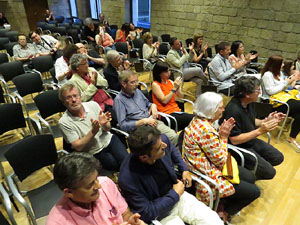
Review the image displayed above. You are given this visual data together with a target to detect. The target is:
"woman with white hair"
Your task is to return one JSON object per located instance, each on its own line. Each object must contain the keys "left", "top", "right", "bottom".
{"left": 183, "top": 92, "right": 260, "bottom": 223}
{"left": 83, "top": 18, "right": 98, "bottom": 45}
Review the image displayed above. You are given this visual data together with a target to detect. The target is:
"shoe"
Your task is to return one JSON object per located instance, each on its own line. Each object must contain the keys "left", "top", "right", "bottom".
{"left": 287, "top": 139, "right": 300, "bottom": 153}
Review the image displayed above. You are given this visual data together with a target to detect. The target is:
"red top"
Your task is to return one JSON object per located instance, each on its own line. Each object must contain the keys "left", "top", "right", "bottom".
{"left": 115, "top": 30, "right": 126, "bottom": 43}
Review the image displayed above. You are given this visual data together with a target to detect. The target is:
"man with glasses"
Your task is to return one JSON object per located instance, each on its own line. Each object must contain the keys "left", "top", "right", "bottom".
{"left": 58, "top": 83, "right": 128, "bottom": 171}
{"left": 76, "top": 43, "right": 105, "bottom": 69}
{"left": 219, "top": 76, "right": 284, "bottom": 180}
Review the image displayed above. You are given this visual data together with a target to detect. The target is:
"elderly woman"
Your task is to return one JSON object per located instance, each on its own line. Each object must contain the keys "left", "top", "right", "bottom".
{"left": 83, "top": 18, "right": 98, "bottom": 45}
{"left": 183, "top": 92, "right": 260, "bottom": 222}
{"left": 152, "top": 61, "right": 194, "bottom": 130}
{"left": 69, "top": 54, "right": 113, "bottom": 112}
{"left": 142, "top": 32, "right": 159, "bottom": 60}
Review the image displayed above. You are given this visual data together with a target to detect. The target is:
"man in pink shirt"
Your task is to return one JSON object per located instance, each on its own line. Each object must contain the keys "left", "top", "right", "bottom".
{"left": 46, "top": 152, "right": 146, "bottom": 225}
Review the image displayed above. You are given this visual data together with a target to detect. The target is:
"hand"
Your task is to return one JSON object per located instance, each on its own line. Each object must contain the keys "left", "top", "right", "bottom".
{"left": 155, "top": 41, "right": 160, "bottom": 49}
{"left": 258, "top": 119, "right": 278, "bottom": 134}
{"left": 181, "top": 47, "right": 187, "bottom": 55}
{"left": 149, "top": 104, "right": 158, "bottom": 119}
{"left": 98, "top": 111, "right": 111, "bottom": 126}
{"left": 188, "top": 42, "right": 195, "bottom": 51}
{"left": 123, "top": 60, "right": 131, "bottom": 70}
{"left": 90, "top": 118, "right": 100, "bottom": 135}
{"left": 91, "top": 71, "right": 98, "bottom": 85}
{"left": 27, "top": 54, "right": 33, "bottom": 59}
{"left": 182, "top": 171, "right": 192, "bottom": 188}
{"left": 173, "top": 179, "right": 185, "bottom": 196}
{"left": 219, "top": 117, "right": 235, "bottom": 140}
{"left": 273, "top": 112, "right": 286, "bottom": 123}
{"left": 127, "top": 213, "right": 145, "bottom": 225}
{"left": 143, "top": 118, "right": 157, "bottom": 127}
{"left": 173, "top": 77, "right": 182, "bottom": 89}
{"left": 201, "top": 42, "right": 208, "bottom": 52}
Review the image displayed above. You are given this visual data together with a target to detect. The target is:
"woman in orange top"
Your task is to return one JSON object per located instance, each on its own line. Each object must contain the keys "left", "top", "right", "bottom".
{"left": 152, "top": 61, "right": 194, "bottom": 130}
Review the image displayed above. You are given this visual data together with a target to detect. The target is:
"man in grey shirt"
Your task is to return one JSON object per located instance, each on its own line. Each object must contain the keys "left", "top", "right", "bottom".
{"left": 113, "top": 70, "right": 178, "bottom": 146}
{"left": 58, "top": 83, "right": 128, "bottom": 171}
{"left": 29, "top": 31, "right": 61, "bottom": 56}
{"left": 209, "top": 41, "right": 246, "bottom": 95}
{"left": 13, "top": 34, "right": 40, "bottom": 62}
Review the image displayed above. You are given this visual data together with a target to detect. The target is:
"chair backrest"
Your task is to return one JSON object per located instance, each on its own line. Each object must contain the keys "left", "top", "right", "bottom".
{"left": 67, "top": 29, "right": 80, "bottom": 43}
{"left": 0, "top": 85, "right": 5, "bottom": 103}
{"left": 0, "top": 61, "right": 25, "bottom": 82}
{"left": 0, "top": 37, "right": 9, "bottom": 50}
{"left": 0, "top": 52, "right": 9, "bottom": 64}
{"left": 55, "top": 16, "right": 65, "bottom": 24}
{"left": 49, "top": 67, "right": 58, "bottom": 83}
{"left": 0, "top": 103, "right": 26, "bottom": 135}
{"left": 110, "top": 25, "right": 118, "bottom": 30}
{"left": 5, "top": 31, "right": 19, "bottom": 42}
{"left": 252, "top": 102, "right": 273, "bottom": 119}
{"left": 207, "top": 47, "right": 213, "bottom": 58}
{"left": 159, "top": 42, "right": 170, "bottom": 55}
{"left": 132, "top": 38, "right": 144, "bottom": 49}
{"left": 4, "top": 42, "right": 18, "bottom": 56}
{"left": 161, "top": 34, "right": 171, "bottom": 43}
{"left": 34, "top": 90, "right": 66, "bottom": 119}
{"left": 12, "top": 72, "right": 44, "bottom": 97}
{"left": 115, "top": 42, "right": 128, "bottom": 54}
{"left": 4, "top": 134, "right": 58, "bottom": 182}
{"left": 32, "top": 55, "right": 54, "bottom": 73}
{"left": 152, "top": 35, "right": 158, "bottom": 43}
{"left": 185, "top": 38, "right": 193, "bottom": 47}
{"left": 37, "top": 21, "right": 48, "bottom": 30}
{"left": 0, "top": 29, "right": 8, "bottom": 37}
{"left": 53, "top": 26, "right": 67, "bottom": 36}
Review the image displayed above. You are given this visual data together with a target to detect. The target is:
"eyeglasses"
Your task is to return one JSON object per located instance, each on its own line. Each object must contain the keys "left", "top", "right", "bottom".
{"left": 128, "top": 80, "right": 139, "bottom": 85}
{"left": 65, "top": 94, "right": 80, "bottom": 101}
{"left": 79, "top": 61, "right": 88, "bottom": 66}
{"left": 253, "top": 88, "right": 261, "bottom": 93}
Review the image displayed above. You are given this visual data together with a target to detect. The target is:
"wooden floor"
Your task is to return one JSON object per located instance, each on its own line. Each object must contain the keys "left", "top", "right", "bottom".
{"left": 1, "top": 73, "right": 300, "bottom": 225}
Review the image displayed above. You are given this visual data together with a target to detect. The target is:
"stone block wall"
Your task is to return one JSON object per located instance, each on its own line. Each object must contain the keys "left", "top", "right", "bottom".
{"left": 48, "top": 0, "right": 71, "bottom": 19}
{"left": 151, "top": 0, "right": 300, "bottom": 59}
{"left": 101, "top": 0, "right": 126, "bottom": 27}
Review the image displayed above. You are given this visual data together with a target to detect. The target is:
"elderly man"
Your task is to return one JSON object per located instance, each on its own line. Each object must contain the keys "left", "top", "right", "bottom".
{"left": 13, "top": 34, "right": 40, "bottom": 62}
{"left": 166, "top": 37, "right": 208, "bottom": 96}
{"left": 118, "top": 126, "right": 223, "bottom": 225}
{"left": 113, "top": 70, "right": 178, "bottom": 145}
{"left": 209, "top": 42, "right": 247, "bottom": 95}
{"left": 76, "top": 43, "right": 105, "bottom": 69}
{"left": 58, "top": 83, "right": 128, "bottom": 171}
{"left": 219, "top": 76, "right": 284, "bottom": 180}
{"left": 29, "top": 30, "right": 61, "bottom": 56}
{"left": 47, "top": 152, "right": 145, "bottom": 225}
{"left": 104, "top": 50, "right": 131, "bottom": 91}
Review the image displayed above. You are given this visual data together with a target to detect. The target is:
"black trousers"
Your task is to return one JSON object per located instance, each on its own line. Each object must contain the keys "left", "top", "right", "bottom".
{"left": 161, "top": 112, "right": 194, "bottom": 131}
{"left": 274, "top": 99, "right": 300, "bottom": 138}
{"left": 223, "top": 166, "right": 260, "bottom": 215}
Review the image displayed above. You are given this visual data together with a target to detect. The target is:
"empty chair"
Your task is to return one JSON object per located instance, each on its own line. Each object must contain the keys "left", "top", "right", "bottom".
{"left": 32, "top": 55, "right": 54, "bottom": 83}
{"left": 44, "top": 23, "right": 57, "bottom": 33}
{"left": 0, "top": 29, "right": 8, "bottom": 37}
{"left": 185, "top": 38, "right": 193, "bottom": 47}
{"left": 0, "top": 37, "right": 9, "bottom": 51}
{"left": 0, "top": 52, "right": 9, "bottom": 64}
{"left": 0, "top": 60, "right": 24, "bottom": 93}
{"left": 115, "top": 42, "right": 129, "bottom": 55}
{"left": 0, "top": 183, "right": 17, "bottom": 225}
{"left": 53, "top": 26, "right": 67, "bottom": 36}
{"left": 55, "top": 16, "right": 65, "bottom": 24}
{"left": 36, "top": 21, "right": 48, "bottom": 30}
{"left": 161, "top": 33, "right": 171, "bottom": 42}
{"left": 159, "top": 42, "right": 170, "bottom": 56}
{"left": 5, "top": 134, "right": 64, "bottom": 225}
{"left": 3, "top": 42, "right": 18, "bottom": 56}
{"left": 132, "top": 38, "right": 144, "bottom": 49}
{"left": 5, "top": 31, "right": 19, "bottom": 42}
{"left": 67, "top": 29, "right": 80, "bottom": 43}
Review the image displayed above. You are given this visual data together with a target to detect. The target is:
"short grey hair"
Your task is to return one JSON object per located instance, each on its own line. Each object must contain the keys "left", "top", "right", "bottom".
{"left": 70, "top": 54, "right": 88, "bottom": 71}
{"left": 106, "top": 50, "right": 120, "bottom": 64}
{"left": 58, "top": 83, "right": 81, "bottom": 102}
{"left": 84, "top": 17, "right": 93, "bottom": 26}
{"left": 119, "top": 70, "right": 135, "bottom": 83}
{"left": 193, "top": 92, "right": 223, "bottom": 119}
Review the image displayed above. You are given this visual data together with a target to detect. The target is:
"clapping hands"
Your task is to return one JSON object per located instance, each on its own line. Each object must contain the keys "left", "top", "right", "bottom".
{"left": 219, "top": 117, "right": 235, "bottom": 140}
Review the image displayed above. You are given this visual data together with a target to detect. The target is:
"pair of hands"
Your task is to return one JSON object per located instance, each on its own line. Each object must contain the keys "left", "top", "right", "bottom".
{"left": 118, "top": 60, "right": 131, "bottom": 71}
{"left": 152, "top": 41, "right": 160, "bottom": 49}
{"left": 113, "top": 213, "right": 146, "bottom": 225}
{"left": 173, "top": 171, "right": 192, "bottom": 197}
{"left": 286, "top": 71, "right": 300, "bottom": 85}
{"left": 245, "top": 53, "right": 258, "bottom": 62}
{"left": 219, "top": 117, "right": 235, "bottom": 140}
{"left": 142, "top": 104, "right": 158, "bottom": 127}
{"left": 173, "top": 77, "right": 183, "bottom": 89}
{"left": 258, "top": 112, "right": 285, "bottom": 134}
{"left": 90, "top": 111, "right": 112, "bottom": 135}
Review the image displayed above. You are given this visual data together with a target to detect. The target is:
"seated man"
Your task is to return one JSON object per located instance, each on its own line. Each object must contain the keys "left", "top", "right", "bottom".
{"left": 104, "top": 50, "right": 131, "bottom": 91}
{"left": 44, "top": 9, "right": 55, "bottom": 23}
{"left": 113, "top": 70, "right": 178, "bottom": 146}
{"left": 209, "top": 41, "right": 246, "bottom": 95}
{"left": 166, "top": 37, "right": 208, "bottom": 96}
{"left": 76, "top": 43, "right": 105, "bottom": 70}
{"left": 29, "top": 30, "right": 61, "bottom": 56}
{"left": 13, "top": 34, "right": 40, "bottom": 62}
{"left": 118, "top": 126, "right": 223, "bottom": 225}
{"left": 219, "top": 76, "right": 284, "bottom": 179}
{"left": 47, "top": 152, "right": 145, "bottom": 225}
{"left": 58, "top": 83, "right": 128, "bottom": 171}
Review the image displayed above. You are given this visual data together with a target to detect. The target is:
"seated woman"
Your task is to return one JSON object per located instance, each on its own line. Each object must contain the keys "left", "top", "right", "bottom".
{"left": 96, "top": 23, "right": 115, "bottom": 53}
{"left": 192, "top": 33, "right": 209, "bottom": 71}
{"left": 83, "top": 18, "right": 98, "bottom": 46}
{"left": 282, "top": 58, "right": 300, "bottom": 90}
{"left": 69, "top": 53, "right": 113, "bottom": 113}
{"left": 115, "top": 24, "right": 127, "bottom": 43}
{"left": 262, "top": 55, "right": 300, "bottom": 149}
{"left": 127, "top": 23, "right": 142, "bottom": 41}
{"left": 296, "top": 49, "right": 300, "bottom": 71}
{"left": 183, "top": 92, "right": 260, "bottom": 222}
{"left": 228, "top": 40, "right": 259, "bottom": 79}
{"left": 152, "top": 61, "right": 194, "bottom": 131}
{"left": 142, "top": 32, "right": 159, "bottom": 60}
{"left": 54, "top": 44, "right": 78, "bottom": 85}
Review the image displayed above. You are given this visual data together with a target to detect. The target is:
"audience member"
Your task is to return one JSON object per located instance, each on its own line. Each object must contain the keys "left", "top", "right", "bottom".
{"left": 118, "top": 125, "right": 223, "bottom": 225}
{"left": 44, "top": 9, "right": 55, "bottom": 23}
{"left": 166, "top": 37, "right": 208, "bottom": 96}
{"left": 69, "top": 54, "right": 112, "bottom": 112}
{"left": 220, "top": 76, "right": 284, "bottom": 179}
{"left": 261, "top": 55, "right": 300, "bottom": 150}
{"left": 296, "top": 49, "right": 300, "bottom": 71}
{"left": 0, "top": 12, "right": 9, "bottom": 27}
{"left": 95, "top": 23, "right": 115, "bottom": 53}
{"left": 13, "top": 34, "right": 40, "bottom": 62}
{"left": 113, "top": 70, "right": 178, "bottom": 145}
{"left": 127, "top": 23, "right": 142, "bottom": 41}
{"left": 104, "top": 50, "right": 131, "bottom": 91}
{"left": 142, "top": 32, "right": 159, "bottom": 60}
{"left": 99, "top": 13, "right": 112, "bottom": 36}
{"left": 192, "top": 33, "right": 209, "bottom": 71}
{"left": 115, "top": 24, "right": 127, "bottom": 43}
{"left": 29, "top": 30, "right": 61, "bottom": 57}
{"left": 46, "top": 152, "right": 145, "bottom": 225}
{"left": 183, "top": 92, "right": 260, "bottom": 223}
{"left": 83, "top": 18, "right": 98, "bottom": 45}
{"left": 152, "top": 61, "right": 194, "bottom": 130}
{"left": 76, "top": 43, "right": 105, "bottom": 69}
{"left": 282, "top": 58, "right": 300, "bottom": 90}
{"left": 58, "top": 83, "right": 128, "bottom": 170}
{"left": 209, "top": 42, "right": 247, "bottom": 95}
{"left": 54, "top": 44, "right": 78, "bottom": 84}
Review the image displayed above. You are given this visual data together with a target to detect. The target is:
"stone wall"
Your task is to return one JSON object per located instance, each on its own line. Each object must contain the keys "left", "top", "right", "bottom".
{"left": 101, "top": 0, "right": 126, "bottom": 27}
{"left": 48, "top": 0, "right": 71, "bottom": 19}
{"left": 151, "top": 0, "right": 300, "bottom": 59}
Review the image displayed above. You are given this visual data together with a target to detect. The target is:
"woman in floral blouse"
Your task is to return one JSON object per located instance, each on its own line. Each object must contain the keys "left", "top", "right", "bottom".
{"left": 183, "top": 92, "right": 260, "bottom": 222}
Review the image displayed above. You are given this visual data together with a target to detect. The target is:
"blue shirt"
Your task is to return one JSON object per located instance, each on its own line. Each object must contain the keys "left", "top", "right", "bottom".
{"left": 113, "top": 89, "right": 152, "bottom": 132}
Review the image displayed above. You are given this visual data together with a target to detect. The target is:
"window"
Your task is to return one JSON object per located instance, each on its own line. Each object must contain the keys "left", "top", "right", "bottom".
{"left": 90, "top": 0, "right": 101, "bottom": 19}
{"left": 69, "top": 0, "right": 78, "bottom": 17}
{"left": 132, "top": 0, "right": 151, "bottom": 29}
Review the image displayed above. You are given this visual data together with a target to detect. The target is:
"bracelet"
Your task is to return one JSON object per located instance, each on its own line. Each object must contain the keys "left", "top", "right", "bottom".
{"left": 171, "top": 89, "right": 176, "bottom": 93}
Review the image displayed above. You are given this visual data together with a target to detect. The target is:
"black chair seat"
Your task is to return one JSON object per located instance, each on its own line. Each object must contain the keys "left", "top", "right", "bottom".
{"left": 0, "top": 211, "right": 10, "bottom": 225}
{"left": 27, "top": 180, "right": 63, "bottom": 219}
{"left": 50, "top": 124, "right": 62, "bottom": 138}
